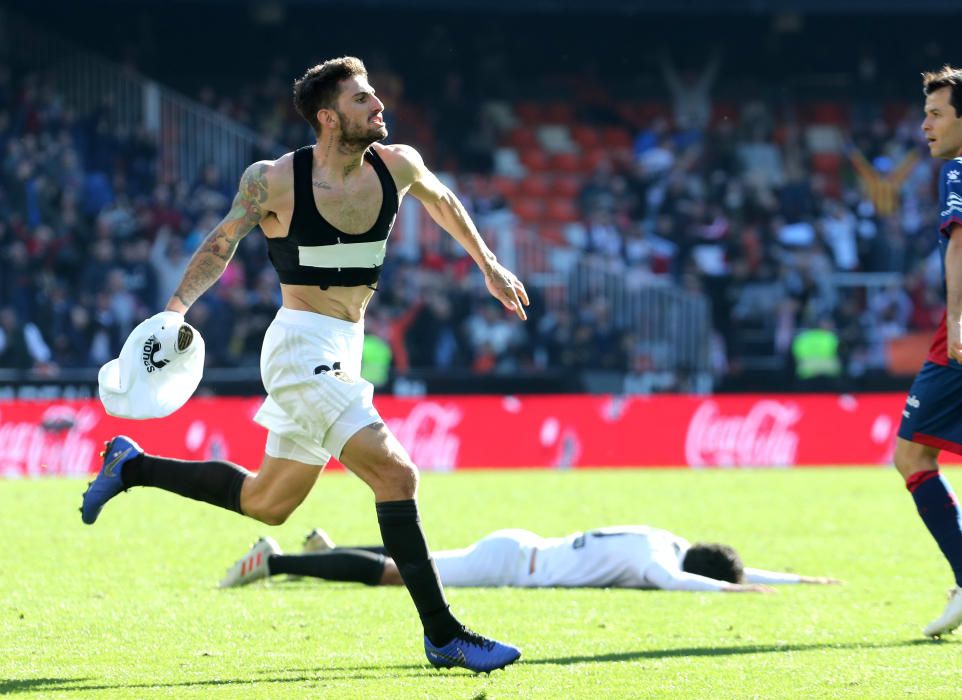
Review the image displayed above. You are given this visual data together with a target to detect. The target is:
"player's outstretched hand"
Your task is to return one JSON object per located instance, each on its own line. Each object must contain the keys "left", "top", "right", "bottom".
{"left": 484, "top": 261, "right": 529, "bottom": 321}
{"left": 798, "top": 576, "right": 842, "bottom": 585}
{"left": 724, "top": 583, "right": 777, "bottom": 593}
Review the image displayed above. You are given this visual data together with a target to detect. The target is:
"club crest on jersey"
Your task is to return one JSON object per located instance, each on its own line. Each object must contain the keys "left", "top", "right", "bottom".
{"left": 949, "top": 170, "right": 961, "bottom": 182}
{"left": 177, "top": 325, "right": 194, "bottom": 352}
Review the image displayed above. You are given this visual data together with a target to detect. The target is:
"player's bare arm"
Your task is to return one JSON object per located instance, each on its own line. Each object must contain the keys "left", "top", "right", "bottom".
{"left": 945, "top": 225, "right": 962, "bottom": 363}
{"left": 166, "top": 161, "right": 275, "bottom": 314}
{"left": 797, "top": 576, "right": 842, "bottom": 585}
{"left": 722, "top": 583, "right": 776, "bottom": 593}
{"left": 744, "top": 566, "right": 841, "bottom": 585}
{"left": 380, "top": 143, "right": 530, "bottom": 320}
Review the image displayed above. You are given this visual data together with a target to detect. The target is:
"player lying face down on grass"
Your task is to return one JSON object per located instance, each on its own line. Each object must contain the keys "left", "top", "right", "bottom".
{"left": 220, "top": 525, "right": 840, "bottom": 592}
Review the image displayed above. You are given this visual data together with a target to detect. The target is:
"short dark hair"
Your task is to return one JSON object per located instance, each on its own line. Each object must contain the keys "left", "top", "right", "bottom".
{"left": 682, "top": 542, "right": 744, "bottom": 584}
{"left": 922, "top": 65, "right": 962, "bottom": 118}
{"left": 293, "top": 56, "right": 368, "bottom": 133}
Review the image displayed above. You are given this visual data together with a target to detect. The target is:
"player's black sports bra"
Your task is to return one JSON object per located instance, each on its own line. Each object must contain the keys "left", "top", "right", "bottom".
{"left": 266, "top": 145, "right": 398, "bottom": 289}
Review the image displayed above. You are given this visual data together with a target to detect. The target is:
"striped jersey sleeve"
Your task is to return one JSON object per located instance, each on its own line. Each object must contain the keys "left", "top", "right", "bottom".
{"left": 939, "top": 157, "right": 962, "bottom": 236}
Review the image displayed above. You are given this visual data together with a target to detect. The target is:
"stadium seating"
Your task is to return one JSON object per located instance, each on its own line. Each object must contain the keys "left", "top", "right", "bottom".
{"left": 0, "top": 37, "right": 941, "bottom": 386}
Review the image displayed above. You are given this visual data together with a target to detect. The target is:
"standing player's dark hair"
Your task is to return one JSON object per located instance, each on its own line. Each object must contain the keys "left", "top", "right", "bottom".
{"left": 293, "top": 56, "right": 368, "bottom": 133}
{"left": 682, "top": 542, "right": 745, "bottom": 584}
{"left": 922, "top": 65, "right": 962, "bottom": 118}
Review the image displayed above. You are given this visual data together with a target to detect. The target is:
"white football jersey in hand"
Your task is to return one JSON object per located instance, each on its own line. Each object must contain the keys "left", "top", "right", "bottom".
{"left": 98, "top": 311, "right": 205, "bottom": 419}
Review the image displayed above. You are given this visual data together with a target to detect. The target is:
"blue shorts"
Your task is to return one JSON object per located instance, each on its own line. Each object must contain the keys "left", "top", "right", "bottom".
{"left": 898, "top": 361, "right": 962, "bottom": 455}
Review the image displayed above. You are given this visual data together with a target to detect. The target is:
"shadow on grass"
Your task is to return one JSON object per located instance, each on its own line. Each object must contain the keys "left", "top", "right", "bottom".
{"left": 526, "top": 638, "right": 944, "bottom": 665}
{"left": 4, "top": 640, "right": 948, "bottom": 693}
{"left": 260, "top": 638, "right": 946, "bottom": 675}
{"left": 0, "top": 678, "right": 90, "bottom": 694}
{"left": 0, "top": 669, "right": 439, "bottom": 694}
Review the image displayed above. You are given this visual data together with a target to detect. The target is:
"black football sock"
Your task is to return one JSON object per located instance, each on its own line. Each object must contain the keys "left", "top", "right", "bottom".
{"left": 121, "top": 454, "right": 249, "bottom": 515}
{"left": 375, "top": 499, "right": 461, "bottom": 646}
{"left": 268, "top": 550, "right": 386, "bottom": 585}
{"left": 339, "top": 545, "right": 389, "bottom": 555}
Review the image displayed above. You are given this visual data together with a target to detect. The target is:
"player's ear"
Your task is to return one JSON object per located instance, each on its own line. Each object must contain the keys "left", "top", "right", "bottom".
{"left": 317, "top": 107, "right": 337, "bottom": 130}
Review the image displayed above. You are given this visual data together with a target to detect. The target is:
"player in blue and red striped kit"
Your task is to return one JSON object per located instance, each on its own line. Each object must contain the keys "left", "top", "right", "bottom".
{"left": 896, "top": 65, "right": 962, "bottom": 637}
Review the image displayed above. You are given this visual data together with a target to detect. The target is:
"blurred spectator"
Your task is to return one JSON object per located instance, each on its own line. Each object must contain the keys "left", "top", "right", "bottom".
{"left": 847, "top": 144, "right": 920, "bottom": 217}
{"left": 149, "top": 226, "right": 190, "bottom": 308}
{"left": 0, "top": 306, "right": 51, "bottom": 370}
{"left": 190, "top": 163, "right": 231, "bottom": 216}
{"left": 406, "top": 295, "right": 469, "bottom": 370}
{"left": 657, "top": 47, "right": 722, "bottom": 133}
{"left": 464, "top": 300, "right": 523, "bottom": 373}
{"left": 792, "top": 316, "right": 842, "bottom": 385}
{"left": 820, "top": 201, "right": 859, "bottom": 271}
{"left": 362, "top": 308, "right": 393, "bottom": 388}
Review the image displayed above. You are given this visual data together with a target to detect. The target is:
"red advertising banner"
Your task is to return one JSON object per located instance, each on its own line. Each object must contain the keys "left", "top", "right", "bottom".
{"left": 0, "top": 394, "right": 945, "bottom": 478}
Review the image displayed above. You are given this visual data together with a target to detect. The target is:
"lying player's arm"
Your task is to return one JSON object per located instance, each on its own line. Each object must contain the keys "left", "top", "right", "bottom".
{"left": 744, "top": 567, "right": 841, "bottom": 585}
{"left": 721, "top": 583, "right": 776, "bottom": 593}
{"left": 946, "top": 225, "right": 962, "bottom": 363}
{"left": 397, "top": 145, "right": 529, "bottom": 320}
{"left": 646, "top": 563, "right": 775, "bottom": 593}
{"left": 166, "top": 161, "right": 273, "bottom": 314}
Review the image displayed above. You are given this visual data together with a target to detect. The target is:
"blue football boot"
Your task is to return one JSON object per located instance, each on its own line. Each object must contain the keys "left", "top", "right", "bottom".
{"left": 424, "top": 628, "right": 521, "bottom": 673}
{"left": 80, "top": 436, "right": 143, "bottom": 524}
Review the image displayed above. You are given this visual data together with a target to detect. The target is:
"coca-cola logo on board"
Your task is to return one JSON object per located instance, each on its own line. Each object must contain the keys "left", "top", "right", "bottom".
{"left": 685, "top": 400, "right": 801, "bottom": 467}
{"left": 386, "top": 402, "right": 462, "bottom": 471}
{"left": 0, "top": 405, "right": 100, "bottom": 478}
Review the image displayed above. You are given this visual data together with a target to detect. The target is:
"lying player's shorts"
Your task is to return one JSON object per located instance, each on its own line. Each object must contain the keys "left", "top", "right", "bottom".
{"left": 433, "top": 529, "right": 542, "bottom": 587}
{"left": 898, "top": 361, "right": 962, "bottom": 455}
{"left": 254, "top": 308, "right": 380, "bottom": 466}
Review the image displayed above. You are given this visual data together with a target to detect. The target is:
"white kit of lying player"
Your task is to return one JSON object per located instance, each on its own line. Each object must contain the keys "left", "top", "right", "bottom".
{"left": 432, "top": 526, "right": 801, "bottom": 591}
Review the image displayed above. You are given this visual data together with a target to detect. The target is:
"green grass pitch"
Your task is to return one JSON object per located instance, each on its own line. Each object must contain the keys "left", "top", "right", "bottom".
{"left": 2, "top": 468, "right": 960, "bottom": 699}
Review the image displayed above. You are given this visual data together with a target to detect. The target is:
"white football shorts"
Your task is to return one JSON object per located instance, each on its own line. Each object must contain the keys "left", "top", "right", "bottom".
{"left": 254, "top": 307, "right": 380, "bottom": 466}
{"left": 433, "top": 529, "right": 542, "bottom": 587}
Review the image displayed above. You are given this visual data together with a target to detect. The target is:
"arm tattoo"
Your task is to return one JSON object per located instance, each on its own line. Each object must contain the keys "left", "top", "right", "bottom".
{"left": 172, "top": 248, "right": 231, "bottom": 309}
{"left": 228, "top": 163, "right": 269, "bottom": 233}
{"left": 172, "top": 163, "right": 269, "bottom": 309}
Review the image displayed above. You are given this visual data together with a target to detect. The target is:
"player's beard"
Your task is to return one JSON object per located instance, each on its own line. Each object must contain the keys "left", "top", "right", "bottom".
{"left": 336, "top": 109, "right": 388, "bottom": 152}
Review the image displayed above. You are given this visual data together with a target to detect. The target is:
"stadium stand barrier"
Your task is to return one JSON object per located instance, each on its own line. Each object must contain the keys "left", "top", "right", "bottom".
{"left": 1, "top": 8, "right": 277, "bottom": 185}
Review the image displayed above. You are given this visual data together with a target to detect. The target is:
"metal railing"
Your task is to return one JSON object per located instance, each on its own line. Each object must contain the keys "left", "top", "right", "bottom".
{"left": 479, "top": 217, "right": 712, "bottom": 376}
{"left": 566, "top": 258, "right": 711, "bottom": 374}
{"left": 828, "top": 272, "right": 905, "bottom": 307}
{"left": 0, "top": 8, "right": 279, "bottom": 185}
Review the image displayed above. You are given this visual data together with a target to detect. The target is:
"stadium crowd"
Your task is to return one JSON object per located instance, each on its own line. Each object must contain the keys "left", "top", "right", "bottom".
{"left": 0, "top": 44, "right": 946, "bottom": 388}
